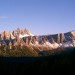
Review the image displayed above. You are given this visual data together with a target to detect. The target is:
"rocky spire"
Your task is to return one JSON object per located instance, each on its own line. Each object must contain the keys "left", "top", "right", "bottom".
{"left": 61, "top": 33, "right": 65, "bottom": 43}
{"left": 0, "top": 34, "right": 1, "bottom": 40}
{"left": 57, "top": 33, "right": 60, "bottom": 44}
{"left": 3, "top": 31, "right": 6, "bottom": 40}
{"left": 9, "top": 41, "right": 12, "bottom": 50}
{"left": 24, "top": 28, "right": 31, "bottom": 35}
{"left": 52, "top": 38, "right": 55, "bottom": 44}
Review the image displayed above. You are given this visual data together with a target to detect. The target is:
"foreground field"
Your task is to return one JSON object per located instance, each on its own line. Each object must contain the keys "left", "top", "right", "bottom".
{"left": 0, "top": 48, "right": 75, "bottom": 74}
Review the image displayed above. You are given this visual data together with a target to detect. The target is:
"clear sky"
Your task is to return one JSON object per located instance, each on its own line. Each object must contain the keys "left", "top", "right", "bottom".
{"left": 0, "top": 0, "right": 75, "bottom": 35}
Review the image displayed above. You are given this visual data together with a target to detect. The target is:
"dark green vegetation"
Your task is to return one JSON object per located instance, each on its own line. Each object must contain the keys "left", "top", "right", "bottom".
{"left": 0, "top": 45, "right": 38, "bottom": 57}
{"left": 0, "top": 44, "right": 71, "bottom": 57}
{"left": 0, "top": 48, "right": 75, "bottom": 74}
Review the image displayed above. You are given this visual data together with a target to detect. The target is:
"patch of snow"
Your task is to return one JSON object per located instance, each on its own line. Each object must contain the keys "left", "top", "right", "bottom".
{"left": 62, "top": 41, "right": 73, "bottom": 48}
{"left": 30, "top": 33, "right": 34, "bottom": 36}
{"left": 19, "top": 33, "right": 34, "bottom": 38}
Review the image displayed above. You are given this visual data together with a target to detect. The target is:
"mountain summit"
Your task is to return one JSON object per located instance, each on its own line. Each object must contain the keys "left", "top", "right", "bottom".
{"left": 19, "top": 28, "right": 34, "bottom": 38}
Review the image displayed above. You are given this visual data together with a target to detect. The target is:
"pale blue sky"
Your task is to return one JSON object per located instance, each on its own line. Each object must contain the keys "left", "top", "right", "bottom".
{"left": 0, "top": 0, "right": 75, "bottom": 35}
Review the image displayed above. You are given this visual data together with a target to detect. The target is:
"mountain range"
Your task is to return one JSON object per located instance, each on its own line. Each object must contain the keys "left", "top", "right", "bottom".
{"left": 0, "top": 28, "right": 75, "bottom": 49}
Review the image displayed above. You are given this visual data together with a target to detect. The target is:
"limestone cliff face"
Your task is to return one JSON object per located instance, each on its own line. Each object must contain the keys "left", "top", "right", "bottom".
{"left": 0, "top": 28, "right": 75, "bottom": 47}
{"left": 0, "top": 29, "right": 75, "bottom": 50}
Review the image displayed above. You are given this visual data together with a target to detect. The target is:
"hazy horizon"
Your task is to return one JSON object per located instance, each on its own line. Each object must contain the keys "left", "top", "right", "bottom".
{"left": 0, "top": 0, "right": 75, "bottom": 35}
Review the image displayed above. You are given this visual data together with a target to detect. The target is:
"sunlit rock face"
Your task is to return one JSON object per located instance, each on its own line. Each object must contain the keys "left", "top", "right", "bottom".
{"left": 71, "top": 31, "right": 75, "bottom": 37}
{"left": 72, "top": 40, "right": 75, "bottom": 47}
{"left": 43, "top": 41, "right": 54, "bottom": 48}
{"left": 41, "top": 41, "right": 53, "bottom": 50}
{"left": 52, "top": 42, "right": 59, "bottom": 49}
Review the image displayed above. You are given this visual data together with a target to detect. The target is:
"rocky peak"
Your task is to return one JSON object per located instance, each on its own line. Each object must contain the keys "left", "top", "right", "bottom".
{"left": 24, "top": 28, "right": 31, "bottom": 35}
